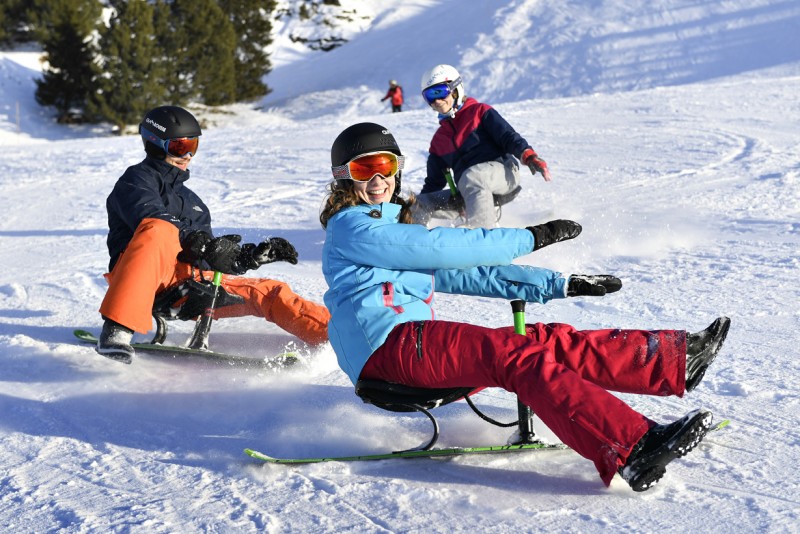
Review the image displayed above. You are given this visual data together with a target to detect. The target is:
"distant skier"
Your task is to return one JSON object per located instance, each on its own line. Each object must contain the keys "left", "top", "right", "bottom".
{"left": 96, "top": 105, "right": 330, "bottom": 363}
{"left": 381, "top": 80, "right": 404, "bottom": 112}
{"left": 414, "top": 64, "right": 551, "bottom": 228}
{"left": 320, "top": 121, "right": 731, "bottom": 492}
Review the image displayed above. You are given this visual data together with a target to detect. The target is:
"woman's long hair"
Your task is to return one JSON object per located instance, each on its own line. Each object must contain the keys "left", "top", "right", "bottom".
{"left": 320, "top": 179, "right": 415, "bottom": 228}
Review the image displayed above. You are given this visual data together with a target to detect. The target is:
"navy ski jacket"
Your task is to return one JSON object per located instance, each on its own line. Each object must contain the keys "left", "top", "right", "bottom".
{"left": 105, "top": 157, "right": 212, "bottom": 271}
{"left": 421, "top": 97, "right": 532, "bottom": 194}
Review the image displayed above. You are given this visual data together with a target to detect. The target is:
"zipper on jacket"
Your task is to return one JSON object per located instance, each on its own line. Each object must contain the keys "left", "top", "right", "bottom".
{"left": 414, "top": 322, "right": 424, "bottom": 360}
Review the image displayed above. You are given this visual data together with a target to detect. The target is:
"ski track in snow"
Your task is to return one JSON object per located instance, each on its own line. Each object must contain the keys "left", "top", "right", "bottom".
{"left": 2, "top": 0, "right": 800, "bottom": 532}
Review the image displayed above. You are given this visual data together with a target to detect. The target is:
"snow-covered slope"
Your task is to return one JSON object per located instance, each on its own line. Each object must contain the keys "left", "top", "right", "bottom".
{"left": 263, "top": 0, "right": 800, "bottom": 117}
{"left": 1, "top": 1, "right": 799, "bottom": 532}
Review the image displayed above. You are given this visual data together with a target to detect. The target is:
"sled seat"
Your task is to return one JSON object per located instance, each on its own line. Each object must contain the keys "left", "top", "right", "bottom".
{"left": 492, "top": 185, "right": 522, "bottom": 207}
{"left": 446, "top": 185, "right": 522, "bottom": 211}
{"left": 150, "top": 274, "right": 245, "bottom": 344}
{"left": 355, "top": 379, "right": 536, "bottom": 452}
{"left": 355, "top": 379, "right": 475, "bottom": 413}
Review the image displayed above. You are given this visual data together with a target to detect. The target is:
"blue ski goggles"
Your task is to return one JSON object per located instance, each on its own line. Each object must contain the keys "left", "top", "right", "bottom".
{"left": 422, "top": 79, "right": 461, "bottom": 104}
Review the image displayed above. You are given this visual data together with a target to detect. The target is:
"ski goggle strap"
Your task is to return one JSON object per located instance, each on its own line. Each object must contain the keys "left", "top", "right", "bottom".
{"left": 140, "top": 125, "right": 199, "bottom": 157}
{"left": 422, "top": 78, "right": 461, "bottom": 104}
{"left": 331, "top": 151, "right": 405, "bottom": 182}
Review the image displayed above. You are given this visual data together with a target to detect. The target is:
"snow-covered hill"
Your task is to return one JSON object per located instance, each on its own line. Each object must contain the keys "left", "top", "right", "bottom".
{"left": 1, "top": 1, "right": 799, "bottom": 532}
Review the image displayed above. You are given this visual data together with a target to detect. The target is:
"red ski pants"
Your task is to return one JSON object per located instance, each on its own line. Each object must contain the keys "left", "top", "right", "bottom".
{"left": 99, "top": 218, "right": 330, "bottom": 345}
{"left": 361, "top": 320, "right": 688, "bottom": 486}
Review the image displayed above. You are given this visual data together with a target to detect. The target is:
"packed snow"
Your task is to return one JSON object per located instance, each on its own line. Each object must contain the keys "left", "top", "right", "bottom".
{"left": 1, "top": 0, "right": 799, "bottom": 532}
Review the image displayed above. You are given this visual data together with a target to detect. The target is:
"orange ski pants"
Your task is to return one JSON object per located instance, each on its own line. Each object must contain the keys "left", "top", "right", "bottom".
{"left": 99, "top": 218, "right": 330, "bottom": 345}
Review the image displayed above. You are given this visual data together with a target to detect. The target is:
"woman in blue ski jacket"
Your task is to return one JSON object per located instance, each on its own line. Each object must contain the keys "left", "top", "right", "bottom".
{"left": 319, "top": 122, "right": 731, "bottom": 493}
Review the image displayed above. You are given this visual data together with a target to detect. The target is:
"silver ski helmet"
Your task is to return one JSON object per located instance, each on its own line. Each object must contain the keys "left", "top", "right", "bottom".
{"left": 139, "top": 106, "right": 202, "bottom": 159}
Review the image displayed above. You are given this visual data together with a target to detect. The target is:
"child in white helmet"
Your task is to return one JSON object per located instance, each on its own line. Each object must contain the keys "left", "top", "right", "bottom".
{"left": 414, "top": 64, "right": 551, "bottom": 228}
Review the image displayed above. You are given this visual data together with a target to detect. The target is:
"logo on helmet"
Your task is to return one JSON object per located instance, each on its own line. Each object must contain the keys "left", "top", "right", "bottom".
{"left": 145, "top": 117, "right": 166, "bottom": 132}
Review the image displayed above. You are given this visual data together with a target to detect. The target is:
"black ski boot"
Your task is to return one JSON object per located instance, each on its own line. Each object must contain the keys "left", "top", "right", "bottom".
{"left": 96, "top": 318, "right": 135, "bottom": 364}
{"left": 619, "top": 409, "right": 713, "bottom": 492}
{"left": 686, "top": 317, "right": 731, "bottom": 391}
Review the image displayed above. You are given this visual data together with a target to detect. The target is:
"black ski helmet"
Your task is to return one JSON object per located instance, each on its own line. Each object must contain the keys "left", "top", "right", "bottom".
{"left": 330, "top": 122, "right": 403, "bottom": 197}
{"left": 139, "top": 106, "right": 202, "bottom": 158}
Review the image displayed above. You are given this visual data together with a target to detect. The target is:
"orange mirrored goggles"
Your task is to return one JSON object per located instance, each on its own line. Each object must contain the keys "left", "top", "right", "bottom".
{"left": 141, "top": 126, "right": 199, "bottom": 157}
{"left": 164, "top": 136, "right": 199, "bottom": 158}
{"left": 331, "top": 151, "right": 405, "bottom": 182}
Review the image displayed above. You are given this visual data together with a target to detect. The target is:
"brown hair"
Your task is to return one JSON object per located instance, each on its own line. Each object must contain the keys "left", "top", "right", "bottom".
{"left": 319, "top": 180, "right": 416, "bottom": 228}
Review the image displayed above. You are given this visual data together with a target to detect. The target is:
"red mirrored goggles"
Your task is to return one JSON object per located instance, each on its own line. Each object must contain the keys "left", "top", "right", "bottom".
{"left": 331, "top": 151, "right": 405, "bottom": 182}
{"left": 141, "top": 126, "right": 199, "bottom": 158}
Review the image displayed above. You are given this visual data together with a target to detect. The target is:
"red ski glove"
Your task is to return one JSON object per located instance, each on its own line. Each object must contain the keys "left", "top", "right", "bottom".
{"left": 521, "top": 148, "right": 552, "bottom": 182}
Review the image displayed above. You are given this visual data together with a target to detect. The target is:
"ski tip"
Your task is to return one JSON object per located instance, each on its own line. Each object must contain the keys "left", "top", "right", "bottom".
{"left": 714, "top": 418, "right": 731, "bottom": 430}
{"left": 73, "top": 329, "right": 98, "bottom": 342}
{"left": 244, "top": 448, "right": 274, "bottom": 461}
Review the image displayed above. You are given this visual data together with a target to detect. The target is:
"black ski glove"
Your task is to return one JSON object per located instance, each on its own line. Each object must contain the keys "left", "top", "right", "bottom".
{"left": 251, "top": 237, "right": 299, "bottom": 265}
{"left": 178, "top": 230, "right": 213, "bottom": 265}
{"left": 567, "top": 275, "right": 622, "bottom": 297}
{"left": 202, "top": 234, "right": 243, "bottom": 274}
{"left": 230, "top": 237, "right": 299, "bottom": 274}
{"left": 527, "top": 220, "right": 582, "bottom": 251}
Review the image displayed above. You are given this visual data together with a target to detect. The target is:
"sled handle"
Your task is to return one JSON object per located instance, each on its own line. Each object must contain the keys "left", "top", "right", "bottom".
{"left": 187, "top": 271, "right": 223, "bottom": 351}
{"left": 510, "top": 299, "right": 537, "bottom": 444}
{"left": 444, "top": 168, "right": 458, "bottom": 198}
{"left": 511, "top": 299, "right": 526, "bottom": 335}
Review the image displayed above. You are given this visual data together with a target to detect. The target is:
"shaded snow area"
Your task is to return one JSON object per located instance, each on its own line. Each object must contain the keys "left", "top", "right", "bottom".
{"left": 1, "top": 0, "right": 799, "bottom": 532}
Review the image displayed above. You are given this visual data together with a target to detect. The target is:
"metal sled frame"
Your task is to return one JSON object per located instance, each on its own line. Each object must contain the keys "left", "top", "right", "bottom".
{"left": 355, "top": 379, "right": 538, "bottom": 452}
{"left": 150, "top": 268, "right": 245, "bottom": 345}
{"left": 354, "top": 300, "right": 540, "bottom": 453}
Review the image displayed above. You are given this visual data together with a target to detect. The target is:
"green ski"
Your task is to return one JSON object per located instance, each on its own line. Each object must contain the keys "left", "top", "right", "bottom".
{"left": 244, "top": 442, "right": 567, "bottom": 464}
{"left": 74, "top": 329, "right": 299, "bottom": 370}
{"left": 244, "top": 420, "right": 730, "bottom": 464}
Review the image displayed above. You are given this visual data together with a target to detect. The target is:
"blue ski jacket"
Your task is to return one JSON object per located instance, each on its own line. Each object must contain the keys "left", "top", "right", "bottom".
{"left": 105, "top": 157, "right": 212, "bottom": 271}
{"left": 421, "top": 97, "right": 532, "bottom": 194}
{"left": 322, "top": 202, "right": 568, "bottom": 384}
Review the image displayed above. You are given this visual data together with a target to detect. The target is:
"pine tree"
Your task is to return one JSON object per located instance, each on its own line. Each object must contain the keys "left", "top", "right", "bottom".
{"left": 86, "top": 0, "right": 167, "bottom": 132}
{"left": 218, "top": 0, "right": 275, "bottom": 101}
{"left": 157, "top": 0, "right": 237, "bottom": 106}
{"left": 0, "top": 6, "right": 6, "bottom": 46}
{"left": 0, "top": 0, "right": 30, "bottom": 46}
{"left": 28, "top": 0, "right": 102, "bottom": 121}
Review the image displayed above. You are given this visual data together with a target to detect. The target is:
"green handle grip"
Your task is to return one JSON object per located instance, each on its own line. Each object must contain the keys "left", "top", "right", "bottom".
{"left": 511, "top": 300, "right": 526, "bottom": 335}
{"left": 445, "top": 168, "right": 458, "bottom": 198}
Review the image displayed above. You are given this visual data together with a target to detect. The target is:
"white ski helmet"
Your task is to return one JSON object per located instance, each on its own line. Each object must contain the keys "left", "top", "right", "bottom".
{"left": 420, "top": 64, "right": 466, "bottom": 115}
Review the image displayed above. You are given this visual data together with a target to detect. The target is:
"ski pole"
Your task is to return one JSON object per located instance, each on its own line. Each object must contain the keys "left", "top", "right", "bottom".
{"left": 511, "top": 299, "right": 537, "bottom": 444}
{"left": 187, "top": 270, "right": 222, "bottom": 351}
